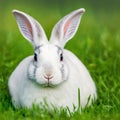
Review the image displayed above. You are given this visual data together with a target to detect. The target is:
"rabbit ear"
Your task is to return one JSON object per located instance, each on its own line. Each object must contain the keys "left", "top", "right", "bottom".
{"left": 50, "top": 8, "right": 85, "bottom": 48}
{"left": 13, "top": 10, "right": 48, "bottom": 47}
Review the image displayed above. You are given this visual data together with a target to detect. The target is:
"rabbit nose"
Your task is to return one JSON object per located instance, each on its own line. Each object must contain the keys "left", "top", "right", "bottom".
{"left": 44, "top": 73, "right": 53, "bottom": 81}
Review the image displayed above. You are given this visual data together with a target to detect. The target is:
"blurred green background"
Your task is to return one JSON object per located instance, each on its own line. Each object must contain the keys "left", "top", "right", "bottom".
{"left": 0, "top": 0, "right": 120, "bottom": 49}
{"left": 0, "top": 0, "right": 120, "bottom": 33}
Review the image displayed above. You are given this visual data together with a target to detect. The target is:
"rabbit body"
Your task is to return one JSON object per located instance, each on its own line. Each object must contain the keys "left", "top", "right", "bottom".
{"left": 8, "top": 8, "right": 97, "bottom": 112}
{"left": 9, "top": 50, "right": 96, "bottom": 111}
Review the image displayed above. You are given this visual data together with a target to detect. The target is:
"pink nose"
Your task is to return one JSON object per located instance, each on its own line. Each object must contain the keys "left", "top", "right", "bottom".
{"left": 44, "top": 74, "right": 53, "bottom": 81}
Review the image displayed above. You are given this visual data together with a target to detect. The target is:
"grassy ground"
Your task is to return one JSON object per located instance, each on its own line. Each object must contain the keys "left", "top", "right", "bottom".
{"left": 0, "top": 0, "right": 120, "bottom": 119}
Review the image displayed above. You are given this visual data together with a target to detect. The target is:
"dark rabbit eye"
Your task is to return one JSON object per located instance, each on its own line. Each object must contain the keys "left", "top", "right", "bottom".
{"left": 34, "top": 53, "right": 37, "bottom": 61}
{"left": 60, "top": 53, "right": 63, "bottom": 61}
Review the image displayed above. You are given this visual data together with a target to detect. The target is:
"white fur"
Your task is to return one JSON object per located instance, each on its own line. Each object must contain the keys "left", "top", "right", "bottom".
{"left": 8, "top": 8, "right": 97, "bottom": 112}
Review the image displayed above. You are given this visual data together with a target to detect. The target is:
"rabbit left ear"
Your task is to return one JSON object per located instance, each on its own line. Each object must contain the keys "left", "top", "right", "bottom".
{"left": 13, "top": 10, "right": 48, "bottom": 48}
{"left": 50, "top": 8, "right": 85, "bottom": 48}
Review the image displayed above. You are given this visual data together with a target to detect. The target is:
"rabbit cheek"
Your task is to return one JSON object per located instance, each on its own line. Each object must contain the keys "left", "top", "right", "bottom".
{"left": 50, "top": 64, "right": 69, "bottom": 86}
{"left": 60, "top": 64, "right": 69, "bottom": 81}
{"left": 27, "top": 63, "right": 42, "bottom": 83}
{"left": 27, "top": 63, "right": 36, "bottom": 81}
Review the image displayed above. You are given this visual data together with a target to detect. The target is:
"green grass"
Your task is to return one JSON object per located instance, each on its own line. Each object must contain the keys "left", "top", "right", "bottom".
{"left": 0, "top": 0, "right": 120, "bottom": 119}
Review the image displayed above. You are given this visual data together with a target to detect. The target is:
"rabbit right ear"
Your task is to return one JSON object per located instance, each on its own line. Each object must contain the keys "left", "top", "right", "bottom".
{"left": 50, "top": 8, "right": 85, "bottom": 48}
{"left": 13, "top": 10, "right": 48, "bottom": 47}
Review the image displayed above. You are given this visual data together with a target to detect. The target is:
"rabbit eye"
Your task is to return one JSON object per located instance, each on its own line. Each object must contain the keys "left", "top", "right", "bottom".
{"left": 34, "top": 53, "right": 37, "bottom": 61}
{"left": 60, "top": 53, "right": 63, "bottom": 61}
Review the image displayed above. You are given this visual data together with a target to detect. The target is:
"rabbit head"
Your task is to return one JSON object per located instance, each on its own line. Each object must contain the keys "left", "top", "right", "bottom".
{"left": 13, "top": 8, "right": 85, "bottom": 87}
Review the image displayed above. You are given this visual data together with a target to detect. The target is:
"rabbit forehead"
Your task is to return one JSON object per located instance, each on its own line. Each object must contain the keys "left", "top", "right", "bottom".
{"left": 36, "top": 44, "right": 62, "bottom": 60}
{"left": 42, "top": 44, "right": 58, "bottom": 52}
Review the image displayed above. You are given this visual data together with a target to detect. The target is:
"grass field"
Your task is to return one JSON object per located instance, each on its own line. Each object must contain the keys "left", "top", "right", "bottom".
{"left": 0, "top": 0, "right": 120, "bottom": 119}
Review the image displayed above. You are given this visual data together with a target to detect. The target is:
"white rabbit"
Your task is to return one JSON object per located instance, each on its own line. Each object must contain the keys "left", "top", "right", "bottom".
{"left": 8, "top": 8, "right": 97, "bottom": 112}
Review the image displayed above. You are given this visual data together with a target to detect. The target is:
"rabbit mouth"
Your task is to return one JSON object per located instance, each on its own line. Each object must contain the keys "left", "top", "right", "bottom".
{"left": 35, "top": 81, "right": 59, "bottom": 88}
{"left": 41, "top": 83, "right": 57, "bottom": 88}
{"left": 35, "top": 78, "right": 66, "bottom": 88}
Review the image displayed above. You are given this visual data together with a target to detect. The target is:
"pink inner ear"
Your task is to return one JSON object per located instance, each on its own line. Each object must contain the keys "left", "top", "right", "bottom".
{"left": 25, "top": 18, "right": 33, "bottom": 37}
{"left": 64, "top": 18, "right": 71, "bottom": 36}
